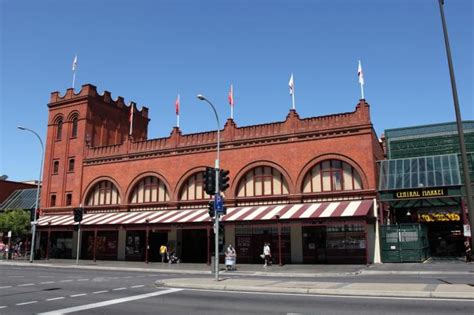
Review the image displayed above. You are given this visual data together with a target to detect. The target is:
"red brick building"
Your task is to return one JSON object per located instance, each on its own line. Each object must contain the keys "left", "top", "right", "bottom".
{"left": 37, "top": 84, "right": 384, "bottom": 264}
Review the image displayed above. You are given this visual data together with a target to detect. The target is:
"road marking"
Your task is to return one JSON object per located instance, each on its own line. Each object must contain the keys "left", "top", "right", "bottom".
{"left": 0, "top": 306, "right": 7, "bottom": 309}
{"left": 92, "top": 290, "right": 108, "bottom": 294}
{"left": 130, "top": 285, "right": 145, "bottom": 288}
{"left": 38, "top": 288, "right": 183, "bottom": 314}
{"left": 8, "top": 275, "right": 25, "bottom": 278}
{"left": 70, "top": 293, "right": 87, "bottom": 297}
{"left": 136, "top": 275, "right": 146, "bottom": 278}
{"left": 59, "top": 279, "right": 73, "bottom": 283}
{"left": 16, "top": 301, "right": 38, "bottom": 306}
{"left": 77, "top": 279, "right": 89, "bottom": 281}
{"left": 46, "top": 297, "right": 65, "bottom": 301}
{"left": 18, "top": 283, "right": 35, "bottom": 287}
{"left": 112, "top": 287, "right": 127, "bottom": 291}
{"left": 40, "top": 281, "right": 55, "bottom": 284}
{"left": 123, "top": 276, "right": 133, "bottom": 278}
{"left": 0, "top": 286, "right": 12, "bottom": 289}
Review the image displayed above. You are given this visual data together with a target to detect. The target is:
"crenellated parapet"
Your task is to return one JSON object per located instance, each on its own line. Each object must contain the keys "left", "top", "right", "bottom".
{"left": 49, "top": 84, "right": 149, "bottom": 119}
{"left": 84, "top": 99, "right": 372, "bottom": 162}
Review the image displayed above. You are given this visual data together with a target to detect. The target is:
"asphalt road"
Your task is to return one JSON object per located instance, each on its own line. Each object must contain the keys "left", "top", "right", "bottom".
{"left": 1, "top": 265, "right": 473, "bottom": 314}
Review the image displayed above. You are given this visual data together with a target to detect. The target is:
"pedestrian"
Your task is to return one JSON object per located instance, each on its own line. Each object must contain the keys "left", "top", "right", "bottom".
{"left": 225, "top": 244, "right": 236, "bottom": 271}
{"left": 263, "top": 242, "right": 272, "bottom": 267}
{"left": 464, "top": 240, "right": 472, "bottom": 263}
{"left": 159, "top": 244, "right": 168, "bottom": 263}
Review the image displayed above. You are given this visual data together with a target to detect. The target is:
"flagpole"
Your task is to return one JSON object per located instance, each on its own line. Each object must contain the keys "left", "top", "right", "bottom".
{"left": 72, "top": 71, "right": 76, "bottom": 90}
{"left": 291, "top": 91, "right": 295, "bottom": 110}
{"left": 176, "top": 94, "right": 180, "bottom": 128}
{"left": 230, "top": 84, "right": 234, "bottom": 119}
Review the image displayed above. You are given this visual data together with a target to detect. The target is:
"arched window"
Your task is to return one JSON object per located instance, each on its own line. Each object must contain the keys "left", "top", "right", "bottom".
{"left": 302, "top": 159, "right": 363, "bottom": 193}
{"left": 56, "top": 118, "right": 63, "bottom": 140}
{"left": 237, "top": 166, "right": 289, "bottom": 197}
{"left": 179, "top": 171, "right": 209, "bottom": 201}
{"left": 71, "top": 116, "right": 78, "bottom": 138}
{"left": 85, "top": 180, "right": 121, "bottom": 206}
{"left": 130, "top": 176, "right": 169, "bottom": 203}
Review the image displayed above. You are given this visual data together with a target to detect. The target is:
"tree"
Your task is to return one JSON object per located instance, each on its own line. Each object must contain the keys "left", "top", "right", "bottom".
{"left": 0, "top": 209, "right": 31, "bottom": 239}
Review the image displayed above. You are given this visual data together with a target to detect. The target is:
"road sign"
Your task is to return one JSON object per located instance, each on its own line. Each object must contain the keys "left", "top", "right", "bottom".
{"left": 215, "top": 194, "right": 224, "bottom": 213}
{"left": 464, "top": 224, "right": 471, "bottom": 237}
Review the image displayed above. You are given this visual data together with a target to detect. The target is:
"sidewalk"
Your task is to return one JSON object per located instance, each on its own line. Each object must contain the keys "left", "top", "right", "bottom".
{"left": 155, "top": 277, "right": 474, "bottom": 299}
{"left": 1, "top": 258, "right": 472, "bottom": 277}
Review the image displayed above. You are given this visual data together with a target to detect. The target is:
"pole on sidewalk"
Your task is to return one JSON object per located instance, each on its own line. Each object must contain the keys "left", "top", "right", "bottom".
{"left": 76, "top": 223, "right": 81, "bottom": 265}
{"left": 373, "top": 198, "right": 382, "bottom": 264}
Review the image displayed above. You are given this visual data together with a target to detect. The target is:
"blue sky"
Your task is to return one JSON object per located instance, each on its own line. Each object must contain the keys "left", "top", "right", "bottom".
{"left": 1, "top": 0, "right": 472, "bottom": 182}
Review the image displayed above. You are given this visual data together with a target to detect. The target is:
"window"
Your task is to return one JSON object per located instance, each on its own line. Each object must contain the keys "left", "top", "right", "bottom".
{"left": 179, "top": 171, "right": 208, "bottom": 201}
{"left": 68, "top": 159, "right": 75, "bottom": 172}
{"left": 56, "top": 119, "right": 63, "bottom": 140}
{"left": 71, "top": 116, "right": 78, "bottom": 138}
{"left": 236, "top": 166, "right": 289, "bottom": 197}
{"left": 303, "top": 159, "right": 363, "bottom": 193}
{"left": 86, "top": 180, "right": 121, "bottom": 206}
{"left": 130, "top": 176, "right": 169, "bottom": 203}
{"left": 66, "top": 193, "right": 72, "bottom": 206}
{"left": 50, "top": 194, "right": 56, "bottom": 207}
{"left": 53, "top": 161, "right": 59, "bottom": 174}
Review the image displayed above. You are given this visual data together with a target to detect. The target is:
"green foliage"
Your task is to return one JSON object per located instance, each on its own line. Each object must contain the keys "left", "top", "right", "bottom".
{"left": 0, "top": 209, "right": 31, "bottom": 237}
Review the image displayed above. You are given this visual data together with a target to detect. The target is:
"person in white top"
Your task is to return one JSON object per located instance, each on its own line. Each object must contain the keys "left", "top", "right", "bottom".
{"left": 263, "top": 242, "right": 271, "bottom": 267}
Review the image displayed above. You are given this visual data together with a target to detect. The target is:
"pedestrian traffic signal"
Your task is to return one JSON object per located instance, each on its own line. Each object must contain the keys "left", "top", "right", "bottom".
{"left": 204, "top": 166, "right": 216, "bottom": 195}
{"left": 208, "top": 200, "right": 215, "bottom": 218}
{"left": 73, "top": 207, "right": 83, "bottom": 222}
{"left": 219, "top": 169, "right": 230, "bottom": 192}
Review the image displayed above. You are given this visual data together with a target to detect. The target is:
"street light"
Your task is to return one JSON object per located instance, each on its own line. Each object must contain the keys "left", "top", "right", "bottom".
{"left": 437, "top": 0, "right": 474, "bottom": 246}
{"left": 17, "top": 125, "right": 44, "bottom": 263}
{"left": 197, "top": 94, "right": 221, "bottom": 281}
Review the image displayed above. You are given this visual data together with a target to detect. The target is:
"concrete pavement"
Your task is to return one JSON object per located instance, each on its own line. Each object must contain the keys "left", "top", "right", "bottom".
{"left": 155, "top": 277, "right": 474, "bottom": 299}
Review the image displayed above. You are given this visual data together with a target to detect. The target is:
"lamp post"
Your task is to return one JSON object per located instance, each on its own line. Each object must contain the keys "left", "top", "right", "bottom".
{"left": 197, "top": 94, "right": 221, "bottom": 281}
{"left": 437, "top": 0, "right": 474, "bottom": 246}
{"left": 17, "top": 126, "right": 44, "bottom": 263}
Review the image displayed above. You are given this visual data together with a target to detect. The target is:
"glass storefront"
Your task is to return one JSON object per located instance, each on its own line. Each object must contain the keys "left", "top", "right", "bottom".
{"left": 125, "top": 231, "right": 145, "bottom": 261}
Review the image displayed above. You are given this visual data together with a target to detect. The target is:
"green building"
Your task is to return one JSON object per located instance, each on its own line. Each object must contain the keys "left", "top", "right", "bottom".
{"left": 378, "top": 121, "right": 474, "bottom": 259}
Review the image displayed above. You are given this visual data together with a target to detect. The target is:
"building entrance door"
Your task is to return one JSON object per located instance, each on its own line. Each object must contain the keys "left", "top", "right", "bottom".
{"left": 148, "top": 231, "right": 168, "bottom": 262}
{"left": 302, "top": 226, "right": 326, "bottom": 263}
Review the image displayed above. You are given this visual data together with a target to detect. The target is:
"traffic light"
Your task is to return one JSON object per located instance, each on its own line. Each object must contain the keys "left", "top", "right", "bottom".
{"left": 73, "top": 207, "right": 83, "bottom": 222}
{"left": 208, "top": 200, "right": 215, "bottom": 218}
{"left": 219, "top": 169, "right": 230, "bottom": 192}
{"left": 204, "top": 167, "right": 216, "bottom": 195}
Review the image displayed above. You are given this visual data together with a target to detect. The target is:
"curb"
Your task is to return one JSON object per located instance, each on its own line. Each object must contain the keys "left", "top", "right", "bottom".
{"left": 155, "top": 280, "right": 474, "bottom": 300}
{"left": 360, "top": 270, "right": 474, "bottom": 276}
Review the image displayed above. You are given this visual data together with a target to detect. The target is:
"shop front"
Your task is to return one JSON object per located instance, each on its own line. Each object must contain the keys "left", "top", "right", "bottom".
{"left": 378, "top": 155, "right": 468, "bottom": 260}
{"left": 36, "top": 199, "right": 376, "bottom": 264}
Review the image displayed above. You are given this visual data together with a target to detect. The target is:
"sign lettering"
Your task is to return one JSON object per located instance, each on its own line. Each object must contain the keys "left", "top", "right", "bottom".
{"left": 395, "top": 188, "right": 446, "bottom": 199}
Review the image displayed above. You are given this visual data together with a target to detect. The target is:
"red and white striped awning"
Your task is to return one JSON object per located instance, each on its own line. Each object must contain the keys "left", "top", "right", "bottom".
{"left": 37, "top": 200, "right": 373, "bottom": 227}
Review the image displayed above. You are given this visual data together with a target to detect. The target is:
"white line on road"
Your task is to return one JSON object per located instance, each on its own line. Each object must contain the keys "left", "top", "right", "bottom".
{"left": 0, "top": 306, "right": 7, "bottom": 309}
{"left": 46, "top": 297, "right": 65, "bottom": 301}
{"left": 130, "top": 285, "right": 145, "bottom": 288}
{"left": 77, "top": 279, "right": 89, "bottom": 281}
{"left": 18, "top": 283, "right": 35, "bottom": 287}
{"left": 112, "top": 287, "right": 127, "bottom": 291}
{"left": 70, "top": 293, "right": 87, "bottom": 297}
{"left": 92, "top": 290, "right": 108, "bottom": 294}
{"left": 8, "top": 275, "right": 25, "bottom": 278}
{"left": 40, "top": 281, "right": 55, "bottom": 284}
{"left": 0, "top": 286, "right": 12, "bottom": 289}
{"left": 16, "top": 301, "right": 38, "bottom": 306}
{"left": 123, "top": 276, "right": 133, "bottom": 278}
{"left": 38, "top": 288, "right": 183, "bottom": 314}
{"left": 59, "top": 279, "right": 73, "bottom": 283}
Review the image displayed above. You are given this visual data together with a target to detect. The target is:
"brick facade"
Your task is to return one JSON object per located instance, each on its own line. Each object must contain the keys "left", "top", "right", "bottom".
{"left": 40, "top": 84, "right": 383, "bottom": 214}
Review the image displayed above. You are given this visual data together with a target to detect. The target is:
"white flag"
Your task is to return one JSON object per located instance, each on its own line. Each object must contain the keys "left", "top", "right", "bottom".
{"left": 72, "top": 55, "right": 78, "bottom": 71}
{"left": 289, "top": 74, "right": 294, "bottom": 95}
{"left": 358, "top": 60, "right": 364, "bottom": 85}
